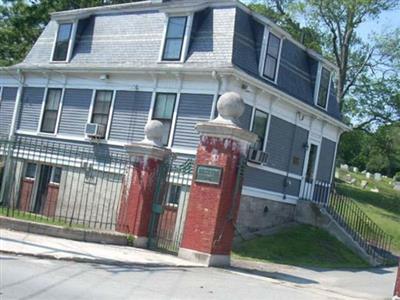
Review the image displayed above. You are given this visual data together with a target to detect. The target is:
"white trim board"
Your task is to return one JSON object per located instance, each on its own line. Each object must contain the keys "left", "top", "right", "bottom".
{"left": 242, "top": 186, "right": 298, "bottom": 205}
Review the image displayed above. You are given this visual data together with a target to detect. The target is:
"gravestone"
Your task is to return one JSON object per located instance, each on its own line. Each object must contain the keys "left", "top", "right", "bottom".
{"left": 352, "top": 167, "right": 359, "bottom": 173}
{"left": 335, "top": 170, "right": 340, "bottom": 179}
{"left": 374, "top": 173, "right": 382, "bottom": 181}
{"left": 361, "top": 170, "right": 367, "bottom": 174}
{"left": 394, "top": 182, "right": 400, "bottom": 191}
{"left": 340, "top": 164, "right": 349, "bottom": 171}
{"left": 361, "top": 180, "right": 368, "bottom": 189}
{"left": 366, "top": 172, "right": 371, "bottom": 179}
{"left": 370, "top": 188, "right": 379, "bottom": 193}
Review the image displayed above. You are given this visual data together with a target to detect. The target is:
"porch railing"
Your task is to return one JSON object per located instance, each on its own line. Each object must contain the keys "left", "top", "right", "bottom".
{"left": 300, "top": 180, "right": 394, "bottom": 265}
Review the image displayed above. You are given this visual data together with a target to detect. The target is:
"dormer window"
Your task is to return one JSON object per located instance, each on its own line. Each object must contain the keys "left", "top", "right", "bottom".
{"left": 53, "top": 23, "right": 73, "bottom": 62}
{"left": 315, "top": 66, "right": 332, "bottom": 110}
{"left": 260, "top": 31, "right": 281, "bottom": 82}
{"left": 162, "top": 16, "right": 188, "bottom": 61}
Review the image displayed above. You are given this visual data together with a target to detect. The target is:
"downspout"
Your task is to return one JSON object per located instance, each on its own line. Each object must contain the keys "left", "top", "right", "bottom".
{"left": 210, "top": 71, "right": 221, "bottom": 120}
{"left": 9, "top": 69, "right": 25, "bottom": 140}
{"left": 0, "top": 69, "right": 24, "bottom": 205}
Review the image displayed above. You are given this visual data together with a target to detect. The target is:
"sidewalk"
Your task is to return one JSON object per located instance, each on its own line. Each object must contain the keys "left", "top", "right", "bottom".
{"left": 0, "top": 228, "right": 202, "bottom": 268}
{"left": 231, "top": 258, "right": 397, "bottom": 300}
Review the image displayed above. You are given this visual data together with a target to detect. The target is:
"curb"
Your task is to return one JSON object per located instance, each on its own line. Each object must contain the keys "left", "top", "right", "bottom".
{"left": 0, "top": 250, "right": 202, "bottom": 269}
{"left": 0, "top": 216, "right": 129, "bottom": 246}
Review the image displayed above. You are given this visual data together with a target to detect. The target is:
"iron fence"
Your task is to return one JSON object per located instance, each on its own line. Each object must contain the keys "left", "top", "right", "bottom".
{"left": 300, "top": 180, "right": 393, "bottom": 264}
{"left": 0, "top": 136, "right": 133, "bottom": 231}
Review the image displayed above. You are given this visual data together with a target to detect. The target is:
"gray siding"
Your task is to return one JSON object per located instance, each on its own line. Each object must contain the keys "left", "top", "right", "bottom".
{"left": 0, "top": 87, "right": 18, "bottom": 136}
{"left": 58, "top": 89, "right": 93, "bottom": 136}
{"left": 232, "top": 7, "right": 342, "bottom": 122}
{"left": 172, "top": 94, "right": 213, "bottom": 148}
{"left": 17, "top": 87, "right": 45, "bottom": 131}
{"left": 237, "top": 104, "right": 253, "bottom": 130}
{"left": 265, "top": 116, "right": 308, "bottom": 175}
{"left": 316, "top": 137, "right": 336, "bottom": 182}
{"left": 109, "top": 91, "right": 152, "bottom": 143}
{"left": 244, "top": 167, "right": 301, "bottom": 196}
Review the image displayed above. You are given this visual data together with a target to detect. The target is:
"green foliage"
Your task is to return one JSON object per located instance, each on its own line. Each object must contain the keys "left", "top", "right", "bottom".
{"left": 0, "top": 0, "right": 137, "bottom": 66}
{"left": 338, "top": 124, "right": 400, "bottom": 176}
{"left": 248, "top": 1, "right": 322, "bottom": 52}
{"left": 335, "top": 177, "right": 400, "bottom": 254}
{"left": 233, "top": 224, "right": 369, "bottom": 268}
{"left": 127, "top": 234, "right": 135, "bottom": 247}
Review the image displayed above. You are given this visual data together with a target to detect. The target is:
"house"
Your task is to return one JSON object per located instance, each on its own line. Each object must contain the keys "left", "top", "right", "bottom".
{"left": 0, "top": 0, "right": 348, "bottom": 236}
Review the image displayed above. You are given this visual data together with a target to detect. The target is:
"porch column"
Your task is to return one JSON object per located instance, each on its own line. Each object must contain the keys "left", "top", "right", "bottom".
{"left": 179, "top": 92, "right": 257, "bottom": 266}
{"left": 116, "top": 120, "right": 171, "bottom": 248}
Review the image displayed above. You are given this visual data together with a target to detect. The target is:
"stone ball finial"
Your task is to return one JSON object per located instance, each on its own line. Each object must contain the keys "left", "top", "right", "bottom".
{"left": 142, "top": 120, "right": 164, "bottom": 147}
{"left": 214, "top": 92, "right": 245, "bottom": 126}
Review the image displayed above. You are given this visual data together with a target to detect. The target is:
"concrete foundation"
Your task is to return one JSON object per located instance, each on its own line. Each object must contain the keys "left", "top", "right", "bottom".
{"left": 236, "top": 195, "right": 296, "bottom": 237}
{"left": 178, "top": 247, "right": 230, "bottom": 266}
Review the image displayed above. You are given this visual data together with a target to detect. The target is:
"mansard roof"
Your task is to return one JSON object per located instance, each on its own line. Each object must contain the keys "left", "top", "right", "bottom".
{"left": 7, "top": 0, "right": 342, "bottom": 123}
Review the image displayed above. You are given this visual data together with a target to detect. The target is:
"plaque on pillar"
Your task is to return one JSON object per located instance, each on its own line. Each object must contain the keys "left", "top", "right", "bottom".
{"left": 195, "top": 165, "right": 223, "bottom": 185}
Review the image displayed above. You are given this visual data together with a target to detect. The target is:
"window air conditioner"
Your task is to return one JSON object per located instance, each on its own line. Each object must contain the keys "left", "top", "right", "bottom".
{"left": 85, "top": 123, "right": 106, "bottom": 138}
{"left": 248, "top": 148, "right": 269, "bottom": 164}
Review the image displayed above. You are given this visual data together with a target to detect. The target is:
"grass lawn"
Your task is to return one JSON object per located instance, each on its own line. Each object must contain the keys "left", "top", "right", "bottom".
{"left": 232, "top": 224, "right": 369, "bottom": 268}
{"left": 0, "top": 206, "right": 83, "bottom": 228}
{"left": 335, "top": 176, "right": 400, "bottom": 255}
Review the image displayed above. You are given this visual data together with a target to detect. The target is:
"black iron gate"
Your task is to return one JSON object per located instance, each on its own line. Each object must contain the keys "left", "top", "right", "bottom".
{"left": 0, "top": 136, "right": 132, "bottom": 231}
{"left": 148, "top": 157, "right": 194, "bottom": 254}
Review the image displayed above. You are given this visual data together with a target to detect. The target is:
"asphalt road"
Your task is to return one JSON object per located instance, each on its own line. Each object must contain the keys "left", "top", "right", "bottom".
{"left": 0, "top": 254, "right": 352, "bottom": 300}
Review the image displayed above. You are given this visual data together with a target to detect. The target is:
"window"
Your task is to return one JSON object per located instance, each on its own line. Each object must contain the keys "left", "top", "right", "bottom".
{"left": 50, "top": 167, "right": 62, "bottom": 184}
{"left": 53, "top": 23, "right": 73, "bottom": 61}
{"left": 316, "top": 67, "right": 331, "bottom": 109}
{"left": 41, "top": 89, "right": 62, "bottom": 133}
{"left": 152, "top": 93, "right": 176, "bottom": 146}
{"left": 91, "top": 90, "right": 113, "bottom": 128}
{"left": 251, "top": 110, "right": 268, "bottom": 150}
{"left": 162, "top": 16, "right": 187, "bottom": 61}
{"left": 263, "top": 32, "right": 281, "bottom": 81}
{"left": 25, "top": 163, "right": 37, "bottom": 179}
{"left": 167, "top": 185, "right": 181, "bottom": 205}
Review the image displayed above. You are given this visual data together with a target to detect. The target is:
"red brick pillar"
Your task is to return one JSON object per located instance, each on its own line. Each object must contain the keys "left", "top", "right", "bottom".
{"left": 394, "top": 259, "right": 400, "bottom": 299}
{"left": 179, "top": 92, "right": 257, "bottom": 266}
{"left": 116, "top": 121, "right": 171, "bottom": 248}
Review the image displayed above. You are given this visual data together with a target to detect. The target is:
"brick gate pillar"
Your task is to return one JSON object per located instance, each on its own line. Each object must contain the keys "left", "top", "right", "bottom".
{"left": 116, "top": 120, "right": 171, "bottom": 248}
{"left": 179, "top": 92, "right": 257, "bottom": 266}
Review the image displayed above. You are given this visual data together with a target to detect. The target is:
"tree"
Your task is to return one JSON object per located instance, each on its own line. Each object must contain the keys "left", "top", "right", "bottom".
{"left": 344, "top": 29, "right": 400, "bottom": 130}
{"left": 0, "top": 0, "right": 136, "bottom": 66}
{"left": 248, "top": 0, "right": 322, "bottom": 52}
{"left": 303, "top": 0, "right": 398, "bottom": 105}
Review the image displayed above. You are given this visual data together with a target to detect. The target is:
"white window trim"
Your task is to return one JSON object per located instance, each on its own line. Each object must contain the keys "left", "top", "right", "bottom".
{"left": 0, "top": 86, "right": 3, "bottom": 104}
{"left": 314, "top": 63, "right": 332, "bottom": 111}
{"left": 250, "top": 107, "right": 270, "bottom": 152}
{"left": 149, "top": 91, "right": 179, "bottom": 148}
{"left": 50, "top": 21, "right": 78, "bottom": 63}
{"left": 87, "top": 89, "right": 115, "bottom": 141}
{"left": 158, "top": 14, "right": 194, "bottom": 63}
{"left": 37, "top": 87, "right": 64, "bottom": 135}
{"left": 259, "top": 27, "right": 283, "bottom": 84}
{"left": 49, "top": 166, "right": 62, "bottom": 185}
